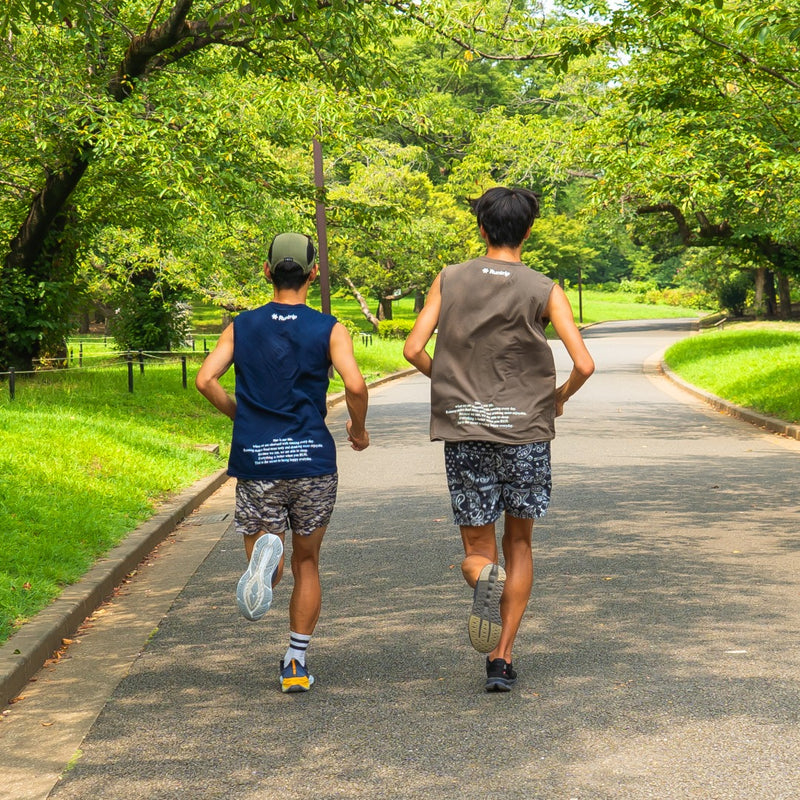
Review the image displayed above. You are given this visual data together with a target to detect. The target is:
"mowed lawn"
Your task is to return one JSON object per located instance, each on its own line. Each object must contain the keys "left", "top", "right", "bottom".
{"left": 664, "top": 323, "right": 800, "bottom": 424}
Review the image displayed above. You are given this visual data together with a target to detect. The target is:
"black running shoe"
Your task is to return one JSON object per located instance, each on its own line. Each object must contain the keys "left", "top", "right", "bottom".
{"left": 485, "top": 657, "right": 517, "bottom": 692}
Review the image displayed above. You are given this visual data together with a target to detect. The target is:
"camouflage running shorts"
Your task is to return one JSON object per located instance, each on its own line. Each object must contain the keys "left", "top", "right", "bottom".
{"left": 234, "top": 473, "right": 338, "bottom": 537}
{"left": 444, "top": 441, "right": 551, "bottom": 526}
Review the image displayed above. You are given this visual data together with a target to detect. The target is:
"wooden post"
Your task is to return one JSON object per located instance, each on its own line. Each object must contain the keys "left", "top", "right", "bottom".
{"left": 313, "top": 137, "right": 332, "bottom": 316}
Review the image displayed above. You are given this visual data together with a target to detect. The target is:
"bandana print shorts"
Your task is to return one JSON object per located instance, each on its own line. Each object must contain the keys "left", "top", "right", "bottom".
{"left": 235, "top": 473, "right": 338, "bottom": 537}
{"left": 444, "top": 441, "right": 551, "bottom": 526}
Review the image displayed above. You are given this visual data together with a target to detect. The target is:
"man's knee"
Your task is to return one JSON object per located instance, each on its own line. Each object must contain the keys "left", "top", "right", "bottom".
{"left": 503, "top": 515, "right": 533, "bottom": 540}
{"left": 290, "top": 527, "right": 325, "bottom": 571}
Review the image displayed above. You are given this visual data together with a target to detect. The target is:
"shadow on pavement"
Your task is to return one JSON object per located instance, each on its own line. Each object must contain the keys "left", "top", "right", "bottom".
{"left": 49, "top": 449, "right": 800, "bottom": 798}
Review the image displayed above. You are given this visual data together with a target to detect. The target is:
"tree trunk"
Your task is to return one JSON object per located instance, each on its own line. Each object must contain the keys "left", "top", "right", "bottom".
{"left": 344, "top": 278, "right": 380, "bottom": 331}
{"left": 414, "top": 289, "right": 425, "bottom": 313}
{"left": 1, "top": 169, "right": 87, "bottom": 369}
{"left": 754, "top": 267, "right": 766, "bottom": 319}
{"left": 765, "top": 269, "right": 778, "bottom": 317}
{"left": 379, "top": 297, "right": 393, "bottom": 321}
{"left": 777, "top": 272, "right": 792, "bottom": 320}
{"left": 753, "top": 268, "right": 778, "bottom": 319}
{"left": 4, "top": 156, "right": 90, "bottom": 275}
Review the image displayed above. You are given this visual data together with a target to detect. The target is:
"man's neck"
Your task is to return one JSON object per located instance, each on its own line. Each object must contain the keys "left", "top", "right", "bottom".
{"left": 272, "top": 286, "right": 310, "bottom": 305}
{"left": 484, "top": 244, "right": 523, "bottom": 263}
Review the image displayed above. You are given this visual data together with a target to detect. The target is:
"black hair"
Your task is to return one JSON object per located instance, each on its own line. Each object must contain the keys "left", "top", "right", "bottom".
{"left": 469, "top": 187, "right": 541, "bottom": 248}
{"left": 269, "top": 263, "right": 311, "bottom": 291}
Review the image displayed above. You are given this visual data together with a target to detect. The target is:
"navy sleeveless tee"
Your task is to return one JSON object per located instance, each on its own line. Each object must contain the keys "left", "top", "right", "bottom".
{"left": 227, "top": 302, "right": 338, "bottom": 480}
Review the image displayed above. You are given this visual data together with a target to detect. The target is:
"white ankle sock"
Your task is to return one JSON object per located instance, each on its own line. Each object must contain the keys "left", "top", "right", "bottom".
{"left": 283, "top": 631, "right": 311, "bottom": 667}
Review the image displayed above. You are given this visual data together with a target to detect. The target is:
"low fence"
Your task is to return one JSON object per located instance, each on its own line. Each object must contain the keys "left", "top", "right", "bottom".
{"left": 65, "top": 335, "right": 215, "bottom": 364}
{"left": 1, "top": 330, "right": 376, "bottom": 400}
{"left": 0, "top": 346, "right": 210, "bottom": 400}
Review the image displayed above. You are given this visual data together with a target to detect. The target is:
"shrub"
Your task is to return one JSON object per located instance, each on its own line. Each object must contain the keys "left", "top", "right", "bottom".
{"left": 108, "top": 269, "right": 189, "bottom": 351}
{"left": 643, "top": 286, "right": 715, "bottom": 310}
{"left": 717, "top": 273, "right": 751, "bottom": 317}
{"left": 618, "top": 278, "right": 659, "bottom": 296}
{"left": 377, "top": 319, "right": 415, "bottom": 339}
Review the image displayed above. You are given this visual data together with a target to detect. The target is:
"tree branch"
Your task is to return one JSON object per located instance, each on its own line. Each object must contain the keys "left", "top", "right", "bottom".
{"left": 686, "top": 25, "right": 800, "bottom": 91}
{"left": 381, "top": 285, "right": 417, "bottom": 301}
{"left": 108, "top": 0, "right": 196, "bottom": 100}
{"left": 695, "top": 211, "right": 731, "bottom": 239}
{"left": 384, "top": 0, "right": 560, "bottom": 62}
{"left": 344, "top": 277, "right": 380, "bottom": 330}
{"left": 636, "top": 202, "right": 735, "bottom": 248}
{"left": 635, "top": 202, "right": 691, "bottom": 244}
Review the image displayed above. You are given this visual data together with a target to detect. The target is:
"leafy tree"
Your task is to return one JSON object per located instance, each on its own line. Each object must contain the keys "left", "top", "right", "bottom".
{"left": 1, "top": 0, "right": 583, "bottom": 371}
{"left": 576, "top": 0, "right": 800, "bottom": 316}
{"left": 679, "top": 247, "right": 758, "bottom": 317}
{"left": 80, "top": 228, "right": 190, "bottom": 351}
{"left": 524, "top": 213, "right": 599, "bottom": 287}
{"left": 0, "top": 0, "right": 406, "bottom": 371}
{"left": 326, "top": 140, "right": 479, "bottom": 328}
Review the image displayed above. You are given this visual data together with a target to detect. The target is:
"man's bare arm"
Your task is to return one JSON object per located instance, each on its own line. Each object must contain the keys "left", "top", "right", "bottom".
{"left": 329, "top": 322, "right": 370, "bottom": 451}
{"left": 546, "top": 285, "right": 595, "bottom": 416}
{"left": 403, "top": 273, "right": 442, "bottom": 378}
{"left": 195, "top": 324, "right": 237, "bottom": 420}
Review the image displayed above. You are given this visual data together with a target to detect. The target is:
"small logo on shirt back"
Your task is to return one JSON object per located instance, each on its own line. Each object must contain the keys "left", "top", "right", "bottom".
{"left": 482, "top": 267, "right": 511, "bottom": 277}
{"left": 272, "top": 313, "right": 298, "bottom": 321}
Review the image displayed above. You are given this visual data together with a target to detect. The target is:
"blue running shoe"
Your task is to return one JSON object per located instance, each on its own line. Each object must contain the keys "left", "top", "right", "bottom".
{"left": 280, "top": 659, "right": 315, "bottom": 693}
{"left": 468, "top": 563, "right": 506, "bottom": 653}
{"left": 236, "top": 533, "right": 282, "bottom": 621}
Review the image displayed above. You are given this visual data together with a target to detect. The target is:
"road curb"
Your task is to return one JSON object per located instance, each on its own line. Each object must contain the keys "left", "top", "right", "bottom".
{"left": 659, "top": 360, "right": 800, "bottom": 442}
{"left": 326, "top": 367, "right": 418, "bottom": 407}
{"left": 1, "top": 368, "right": 418, "bottom": 708}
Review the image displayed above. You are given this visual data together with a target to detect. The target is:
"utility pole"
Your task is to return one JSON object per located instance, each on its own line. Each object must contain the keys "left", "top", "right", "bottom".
{"left": 312, "top": 137, "right": 331, "bottom": 315}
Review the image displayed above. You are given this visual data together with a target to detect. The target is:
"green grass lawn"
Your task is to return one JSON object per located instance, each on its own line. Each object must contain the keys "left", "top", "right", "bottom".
{"left": 0, "top": 362, "right": 234, "bottom": 643}
{"left": 0, "top": 342, "right": 412, "bottom": 643}
{"left": 664, "top": 322, "right": 800, "bottom": 423}
{"left": 188, "top": 286, "right": 704, "bottom": 337}
{"left": 565, "top": 289, "right": 704, "bottom": 323}
{"left": 0, "top": 289, "right": 709, "bottom": 645}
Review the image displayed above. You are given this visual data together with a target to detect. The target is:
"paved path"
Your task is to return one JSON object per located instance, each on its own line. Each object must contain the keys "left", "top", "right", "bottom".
{"left": 5, "top": 320, "right": 800, "bottom": 799}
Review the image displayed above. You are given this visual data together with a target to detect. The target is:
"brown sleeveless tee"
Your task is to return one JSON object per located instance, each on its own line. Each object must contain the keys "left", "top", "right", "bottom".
{"left": 430, "top": 256, "right": 557, "bottom": 444}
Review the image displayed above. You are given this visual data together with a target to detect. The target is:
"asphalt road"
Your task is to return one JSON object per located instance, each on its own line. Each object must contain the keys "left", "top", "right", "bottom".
{"left": 18, "top": 320, "right": 800, "bottom": 798}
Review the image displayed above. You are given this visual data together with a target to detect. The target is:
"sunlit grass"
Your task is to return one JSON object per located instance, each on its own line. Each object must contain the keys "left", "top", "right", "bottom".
{"left": 564, "top": 289, "right": 704, "bottom": 323}
{"left": 664, "top": 324, "right": 800, "bottom": 423}
{"left": 0, "top": 362, "right": 233, "bottom": 642}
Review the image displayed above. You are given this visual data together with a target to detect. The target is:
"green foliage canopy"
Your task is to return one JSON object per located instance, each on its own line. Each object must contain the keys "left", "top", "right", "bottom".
{"left": 580, "top": 0, "right": 800, "bottom": 275}
{"left": 1, "top": 0, "right": 582, "bottom": 370}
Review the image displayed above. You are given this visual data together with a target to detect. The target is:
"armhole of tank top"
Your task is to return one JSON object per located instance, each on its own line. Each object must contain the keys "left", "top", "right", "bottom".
{"left": 535, "top": 278, "right": 556, "bottom": 327}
